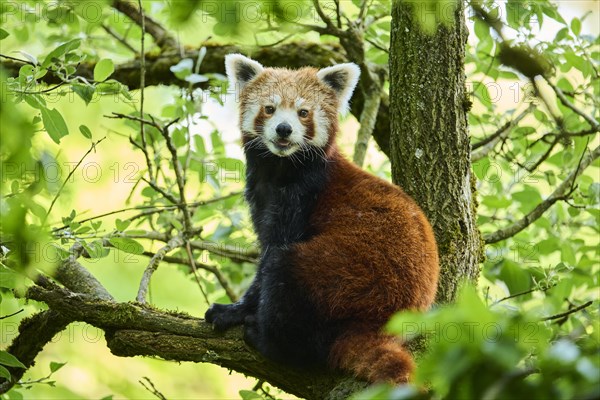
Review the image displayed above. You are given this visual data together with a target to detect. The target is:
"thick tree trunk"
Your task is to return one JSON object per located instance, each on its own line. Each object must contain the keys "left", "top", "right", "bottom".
{"left": 390, "top": 0, "right": 481, "bottom": 303}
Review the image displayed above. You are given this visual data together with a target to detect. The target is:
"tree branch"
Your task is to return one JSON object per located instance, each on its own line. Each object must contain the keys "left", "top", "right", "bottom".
{"left": 0, "top": 244, "right": 113, "bottom": 394}
{"left": 101, "top": 24, "right": 138, "bottom": 54}
{"left": 125, "top": 231, "right": 259, "bottom": 264}
{"left": 546, "top": 79, "right": 600, "bottom": 132}
{"left": 353, "top": 78, "right": 382, "bottom": 166}
{"left": 542, "top": 300, "right": 593, "bottom": 321}
{"left": 142, "top": 252, "right": 238, "bottom": 302}
{"left": 484, "top": 145, "right": 600, "bottom": 244}
{"left": 1, "top": 42, "right": 392, "bottom": 157}
{"left": 25, "top": 284, "right": 366, "bottom": 400}
{"left": 112, "top": 0, "right": 177, "bottom": 49}
{"left": 471, "top": 105, "right": 533, "bottom": 162}
{"left": 136, "top": 235, "right": 185, "bottom": 303}
{"left": 0, "top": 310, "right": 71, "bottom": 394}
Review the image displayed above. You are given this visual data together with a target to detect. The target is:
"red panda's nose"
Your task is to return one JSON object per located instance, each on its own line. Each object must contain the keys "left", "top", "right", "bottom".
{"left": 276, "top": 123, "right": 293, "bottom": 138}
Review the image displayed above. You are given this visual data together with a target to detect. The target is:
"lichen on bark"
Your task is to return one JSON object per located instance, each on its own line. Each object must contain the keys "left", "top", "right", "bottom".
{"left": 389, "top": 0, "right": 481, "bottom": 303}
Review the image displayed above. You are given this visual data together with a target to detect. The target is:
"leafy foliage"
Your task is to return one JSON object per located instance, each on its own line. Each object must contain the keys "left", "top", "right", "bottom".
{"left": 0, "top": 0, "right": 598, "bottom": 399}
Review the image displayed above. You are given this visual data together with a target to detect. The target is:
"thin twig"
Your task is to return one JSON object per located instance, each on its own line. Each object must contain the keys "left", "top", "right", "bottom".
{"left": 160, "top": 125, "right": 193, "bottom": 235}
{"left": 0, "top": 53, "right": 35, "bottom": 65}
{"left": 546, "top": 79, "right": 600, "bottom": 132}
{"left": 471, "top": 105, "right": 533, "bottom": 162}
{"left": 185, "top": 242, "right": 211, "bottom": 306}
{"left": 141, "top": 251, "right": 238, "bottom": 302}
{"left": 484, "top": 145, "right": 600, "bottom": 244}
{"left": 310, "top": 0, "right": 347, "bottom": 37}
{"left": 125, "top": 230, "right": 259, "bottom": 264}
{"left": 334, "top": 0, "right": 342, "bottom": 28}
{"left": 364, "top": 37, "right": 389, "bottom": 53}
{"left": 523, "top": 134, "right": 561, "bottom": 172}
{"left": 542, "top": 300, "right": 593, "bottom": 321}
{"left": 102, "top": 24, "right": 138, "bottom": 54}
{"left": 42, "top": 137, "right": 107, "bottom": 225}
{"left": 106, "top": 112, "right": 162, "bottom": 130}
{"left": 0, "top": 309, "right": 24, "bottom": 320}
{"left": 140, "top": 177, "right": 179, "bottom": 205}
{"left": 136, "top": 235, "right": 184, "bottom": 303}
{"left": 51, "top": 192, "right": 240, "bottom": 232}
{"left": 139, "top": 377, "right": 168, "bottom": 400}
{"left": 491, "top": 284, "right": 554, "bottom": 306}
{"left": 11, "top": 82, "right": 66, "bottom": 95}
{"left": 136, "top": 0, "right": 153, "bottom": 181}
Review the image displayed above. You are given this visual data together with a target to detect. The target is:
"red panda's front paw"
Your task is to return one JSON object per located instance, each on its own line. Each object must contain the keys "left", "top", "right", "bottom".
{"left": 205, "top": 303, "right": 247, "bottom": 331}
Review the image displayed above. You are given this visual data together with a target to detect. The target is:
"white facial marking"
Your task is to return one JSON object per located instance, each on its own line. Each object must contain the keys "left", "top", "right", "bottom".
{"left": 271, "top": 94, "right": 282, "bottom": 107}
{"left": 241, "top": 100, "right": 261, "bottom": 134}
{"left": 295, "top": 98, "right": 306, "bottom": 108}
{"left": 311, "top": 105, "right": 329, "bottom": 147}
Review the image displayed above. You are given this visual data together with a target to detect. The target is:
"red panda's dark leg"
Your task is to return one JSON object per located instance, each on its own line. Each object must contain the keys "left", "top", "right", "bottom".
{"left": 242, "top": 247, "right": 338, "bottom": 366}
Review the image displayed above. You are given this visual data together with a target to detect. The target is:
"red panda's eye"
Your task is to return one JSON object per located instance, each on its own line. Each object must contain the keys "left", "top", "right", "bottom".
{"left": 265, "top": 106, "right": 275, "bottom": 115}
{"left": 298, "top": 109, "right": 309, "bottom": 118}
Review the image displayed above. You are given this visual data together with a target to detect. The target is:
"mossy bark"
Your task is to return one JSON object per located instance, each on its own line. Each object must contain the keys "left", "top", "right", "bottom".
{"left": 389, "top": 0, "right": 481, "bottom": 303}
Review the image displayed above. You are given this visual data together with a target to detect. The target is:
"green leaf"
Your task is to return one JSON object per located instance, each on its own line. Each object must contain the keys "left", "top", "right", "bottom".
{"left": 49, "top": 361, "right": 66, "bottom": 373}
{"left": 239, "top": 390, "right": 263, "bottom": 400}
{"left": 10, "top": 180, "right": 19, "bottom": 194}
{"left": 474, "top": 19, "right": 490, "bottom": 41}
{"left": 75, "top": 226, "right": 92, "bottom": 234}
{"left": 588, "top": 182, "right": 600, "bottom": 204}
{"left": 0, "top": 29, "right": 9, "bottom": 40}
{"left": 554, "top": 27, "right": 570, "bottom": 42}
{"left": 24, "top": 94, "right": 47, "bottom": 110}
{"left": 0, "top": 351, "right": 26, "bottom": 368}
{"left": 194, "top": 135, "right": 206, "bottom": 155}
{"left": 40, "top": 107, "right": 69, "bottom": 144}
{"left": 498, "top": 260, "right": 531, "bottom": 294}
{"left": 42, "top": 39, "right": 81, "bottom": 68}
{"left": 170, "top": 58, "right": 193, "bottom": 80}
{"left": 210, "top": 130, "right": 224, "bottom": 154}
{"left": 115, "top": 219, "right": 131, "bottom": 231}
{"left": 571, "top": 18, "right": 581, "bottom": 36}
{"left": 0, "top": 270, "right": 16, "bottom": 289}
{"left": 94, "top": 58, "right": 115, "bottom": 82}
{"left": 6, "top": 387, "right": 23, "bottom": 400}
{"left": 0, "top": 365, "right": 10, "bottom": 380}
{"left": 79, "top": 124, "right": 92, "bottom": 139}
{"left": 185, "top": 73, "right": 209, "bottom": 84}
{"left": 561, "top": 243, "right": 577, "bottom": 265}
{"left": 82, "top": 241, "right": 109, "bottom": 259}
{"left": 108, "top": 237, "right": 144, "bottom": 255}
{"left": 72, "top": 84, "right": 95, "bottom": 105}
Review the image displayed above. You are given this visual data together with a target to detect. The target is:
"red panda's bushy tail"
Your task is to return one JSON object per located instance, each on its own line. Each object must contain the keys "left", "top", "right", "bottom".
{"left": 328, "top": 330, "right": 414, "bottom": 384}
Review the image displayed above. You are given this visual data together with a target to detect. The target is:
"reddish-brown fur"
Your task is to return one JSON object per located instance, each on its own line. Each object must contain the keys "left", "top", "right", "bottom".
{"left": 292, "top": 148, "right": 439, "bottom": 382}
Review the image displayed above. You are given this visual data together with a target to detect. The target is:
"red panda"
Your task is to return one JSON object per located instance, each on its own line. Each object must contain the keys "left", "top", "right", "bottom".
{"left": 205, "top": 54, "right": 440, "bottom": 384}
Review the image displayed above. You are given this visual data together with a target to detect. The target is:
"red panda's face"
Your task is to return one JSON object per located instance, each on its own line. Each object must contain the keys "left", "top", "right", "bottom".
{"left": 225, "top": 54, "right": 360, "bottom": 158}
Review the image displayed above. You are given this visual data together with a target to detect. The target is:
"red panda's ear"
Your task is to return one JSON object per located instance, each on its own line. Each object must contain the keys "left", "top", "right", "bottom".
{"left": 316, "top": 63, "right": 361, "bottom": 115}
{"left": 225, "top": 54, "right": 264, "bottom": 93}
